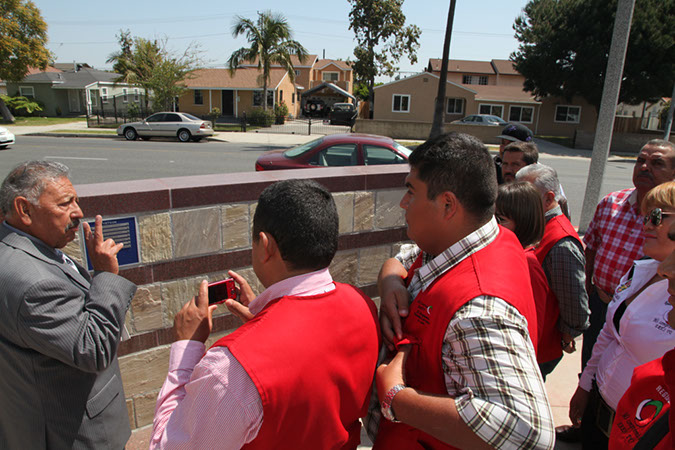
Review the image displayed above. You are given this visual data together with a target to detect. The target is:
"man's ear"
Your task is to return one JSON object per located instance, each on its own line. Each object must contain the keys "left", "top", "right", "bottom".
{"left": 258, "top": 231, "right": 278, "bottom": 262}
{"left": 12, "top": 197, "right": 33, "bottom": 226}
{"left": 440, "top": 191, "right": 458, "bottom": 220}
{"left": 543, "top": 191, "right": 556, "bottom": 209}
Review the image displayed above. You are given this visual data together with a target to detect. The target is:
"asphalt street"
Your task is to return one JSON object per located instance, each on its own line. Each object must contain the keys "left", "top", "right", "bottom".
{"left": 0, "top": 135, "right": 633, "bottom": 228}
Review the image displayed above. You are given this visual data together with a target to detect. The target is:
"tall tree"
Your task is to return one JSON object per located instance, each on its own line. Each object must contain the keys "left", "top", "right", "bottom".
{"left": 512, "top": 0, "right": 675, "bottom": 112}
{"left": 348, "top": 0, "right": 421, "bottom": 112}
{"left": 228, "top": 11, "right": 308, "bottom": 111}
{"left": 106, "top": 29, "right": 134, "bottom": 77}
{"left": 108, "top": 36, "right": 202, "bottom": 112}
{"left": 0, "top": 0, "right": 51, "bottom": 123}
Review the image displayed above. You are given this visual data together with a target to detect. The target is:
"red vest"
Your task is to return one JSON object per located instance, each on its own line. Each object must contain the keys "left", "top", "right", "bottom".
{"left": 533, "top": 214, "right": 582, "bottom": 363}
{"left": 375, "top": 227, "right": 538, "bottom": 449}
{"left": 609, "top": 349, "right": 675, "bottom": 450}
{"left": 525, "top": 248, "right": 558, "bottom": 363}
{"left": 212, "top": 282, "right": 380, "bottom": 450}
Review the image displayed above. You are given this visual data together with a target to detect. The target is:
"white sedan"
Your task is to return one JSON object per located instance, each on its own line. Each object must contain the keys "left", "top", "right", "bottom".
{"left": 0, "top": 127, "right": 15, "bottom": 149}
{"left": 117, "top": 112, "right": 214, "bottom": 142}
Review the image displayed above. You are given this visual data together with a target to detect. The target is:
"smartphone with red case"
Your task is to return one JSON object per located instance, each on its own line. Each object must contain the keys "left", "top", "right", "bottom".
{"left": 207, "top": 278, "right": 237, "bottom": 305}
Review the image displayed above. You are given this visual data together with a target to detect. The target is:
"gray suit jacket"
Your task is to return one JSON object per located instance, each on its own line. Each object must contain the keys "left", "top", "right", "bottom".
{"left": 0, "top": 224, "right": 137, "bottom": 449}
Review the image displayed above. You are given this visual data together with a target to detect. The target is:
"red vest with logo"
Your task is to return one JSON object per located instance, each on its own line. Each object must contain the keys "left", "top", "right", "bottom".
{"left": 609, "top": 349, "right": 675, "bottom": 450}
{"left": 211, "top": 282, "right": 380, "bottom": 450}
{"left": 533, "top": 214, "right": 582, "bottom": 363}
{"left": 375, "top": 227, "right": 538, "bottom": 449}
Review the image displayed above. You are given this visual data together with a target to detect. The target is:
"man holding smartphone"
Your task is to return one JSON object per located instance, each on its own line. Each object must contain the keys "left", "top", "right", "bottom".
{"left": 0, "top": 160, "right": 137, "bottom": 449}
{"left": 151, "top": 179, "right": 380, "bottom": 449}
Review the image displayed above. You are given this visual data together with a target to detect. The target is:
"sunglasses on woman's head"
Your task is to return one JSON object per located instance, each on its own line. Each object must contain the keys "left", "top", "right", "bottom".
{"left": 643, "top": 207, "right": 675, "bottom": 226}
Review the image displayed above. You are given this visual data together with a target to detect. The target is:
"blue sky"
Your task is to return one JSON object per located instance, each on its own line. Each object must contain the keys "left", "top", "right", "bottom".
{"left": 32, "top": 0, "right": 529, "bottom": 80}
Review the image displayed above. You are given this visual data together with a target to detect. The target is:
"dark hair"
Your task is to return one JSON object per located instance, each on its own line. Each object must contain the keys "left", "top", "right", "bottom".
{"left": 409, "top": 132, "right": 497, "bottom": 222}
{"left": 503, "top": 141, "right": 539, "bottom": 165}
{"left": 496, "top": 181, "right": 545, "bottom": 248}
{"left": 253, "top": 179, "right": 338, "bottom": 271}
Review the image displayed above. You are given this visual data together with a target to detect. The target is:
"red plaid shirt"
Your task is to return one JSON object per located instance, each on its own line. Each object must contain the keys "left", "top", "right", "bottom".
{"left": 583, "top": 188, "right": 644, "bottom": 294}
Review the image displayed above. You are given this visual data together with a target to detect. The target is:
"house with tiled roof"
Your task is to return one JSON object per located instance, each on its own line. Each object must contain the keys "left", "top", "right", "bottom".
{"left": 176, "top": 54, "right": 355, "bottom": 119}
{"left": 5, "top": 65, "right": 143, "bottom": 116}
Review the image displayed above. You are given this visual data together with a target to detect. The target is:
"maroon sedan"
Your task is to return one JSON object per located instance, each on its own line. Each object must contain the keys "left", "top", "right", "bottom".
{"left": 255, "top": 134, "right": 412, "bottom": 171}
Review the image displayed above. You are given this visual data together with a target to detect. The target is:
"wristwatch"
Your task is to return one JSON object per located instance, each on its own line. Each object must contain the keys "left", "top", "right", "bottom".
{"left": 381, "top": 384, "right": 407, "bottom": 422}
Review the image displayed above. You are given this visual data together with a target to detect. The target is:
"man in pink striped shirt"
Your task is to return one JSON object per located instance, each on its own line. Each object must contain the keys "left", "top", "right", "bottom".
{"left": 151, "top": 179, "right": 380, "bottom": 449}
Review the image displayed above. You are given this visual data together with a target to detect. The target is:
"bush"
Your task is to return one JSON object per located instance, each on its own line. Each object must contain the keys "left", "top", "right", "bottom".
{"left": 248, "top": 108, "right": 274, "bottom": 127}
{"left": 126, "top": 102, "right": 141, "bottom": 120}
{"left": 1, "top": 95, "right": 44, "bottom": 116}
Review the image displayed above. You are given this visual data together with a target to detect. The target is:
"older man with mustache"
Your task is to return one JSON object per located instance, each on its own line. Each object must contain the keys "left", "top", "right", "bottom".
{"left": 0, "top": 160, "right": 136, "bottom": 449}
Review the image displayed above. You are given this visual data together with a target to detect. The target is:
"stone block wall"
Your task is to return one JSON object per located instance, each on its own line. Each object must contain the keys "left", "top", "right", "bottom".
{"left": 65, "top": 165, "right": 410, "bottom": 430}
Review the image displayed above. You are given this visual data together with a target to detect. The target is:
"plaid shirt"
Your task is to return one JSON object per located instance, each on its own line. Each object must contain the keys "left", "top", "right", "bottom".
{"left": 542, "top": 207, "right": 590, "bottom": 337}
{"left": 372, "top": 219, "right": 554, "bottom": 449}
{"left": 583, "top": 188, "right": 644, "bottom": 294}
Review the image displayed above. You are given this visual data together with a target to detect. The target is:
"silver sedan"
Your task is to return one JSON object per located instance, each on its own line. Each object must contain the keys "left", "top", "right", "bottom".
{"left": 117, "top": 112, "right": 214, "bottom": 142}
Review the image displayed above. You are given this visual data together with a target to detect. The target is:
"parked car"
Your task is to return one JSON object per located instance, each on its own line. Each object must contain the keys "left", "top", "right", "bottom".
{"left": 117, "top": 112, "right": 213, "bottom": 142}
{"left": 0, "top": 127, "right": 15, "bottom": 149}
{"left": 255, "top": 134, "right": 412, "bottom": 171}
{"left": 303, "top": 99, "right": 327, "bottom": 118}
{"left": 329, "top": 103, "right": 357, "bottom": 126}
{"left": 452, "top": 114, "right": 508, "bottom": 126}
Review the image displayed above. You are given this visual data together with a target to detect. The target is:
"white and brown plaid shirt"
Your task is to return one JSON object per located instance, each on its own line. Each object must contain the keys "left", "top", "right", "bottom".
{"left": 369, "top": 218, "right": 554, "bottom": 449}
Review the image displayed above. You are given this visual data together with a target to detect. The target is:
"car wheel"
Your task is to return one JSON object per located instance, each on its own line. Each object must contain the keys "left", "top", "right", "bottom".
{"left": 0, "top": 145, "right": 7, "bottom": 150}
{"left": 310, "top": 103, "right": 317, "bottom": 111}
{"left": 124, "top": 128, "right": 137, "bottom": 141}
{"left": 178, "top": 129, "right": 191, "bottom": 142}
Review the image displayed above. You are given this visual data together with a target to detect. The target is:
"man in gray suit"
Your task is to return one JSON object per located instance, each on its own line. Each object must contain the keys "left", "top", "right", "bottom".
{"left": 0, "top": 161, "right": 137, "bottom": 449}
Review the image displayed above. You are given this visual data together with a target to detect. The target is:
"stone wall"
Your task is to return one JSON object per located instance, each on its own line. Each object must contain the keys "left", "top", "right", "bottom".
{"left": 64, "top": 165, "right": 410, "bottom": 431}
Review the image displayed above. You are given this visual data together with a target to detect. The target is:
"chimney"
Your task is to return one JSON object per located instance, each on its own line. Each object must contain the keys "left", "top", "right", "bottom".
{"left": 323, "top": 49, "right": 325, "bottom": 59}
{"left": 73, "top": 60, "right": 77, "bottom": 72}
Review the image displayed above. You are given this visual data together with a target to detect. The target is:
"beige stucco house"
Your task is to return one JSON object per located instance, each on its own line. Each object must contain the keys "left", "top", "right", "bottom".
{"left": 372, "top": 58, "right": 602, "bottom": 139}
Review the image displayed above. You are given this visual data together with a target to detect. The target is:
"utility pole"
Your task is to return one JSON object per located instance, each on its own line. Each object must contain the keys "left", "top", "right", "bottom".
{"left": 429, "top": 0, "right": 457, "bottom": 139}
{"left": 578, "top": 0, "right": 636, "bottom": 233}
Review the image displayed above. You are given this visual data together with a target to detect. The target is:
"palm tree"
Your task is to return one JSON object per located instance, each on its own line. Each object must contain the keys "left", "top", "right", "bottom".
{"left": 228, "top": 11, "right": 308, "bottom": 111}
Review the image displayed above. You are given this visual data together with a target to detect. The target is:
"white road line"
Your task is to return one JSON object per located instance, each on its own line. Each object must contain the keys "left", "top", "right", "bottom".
{"left": 46, "top": 156, "right": 108, "bottom": 161}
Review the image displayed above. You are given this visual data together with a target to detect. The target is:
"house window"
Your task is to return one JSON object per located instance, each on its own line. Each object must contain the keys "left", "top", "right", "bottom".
{"left": 19, "top": 86, "right": 34, "bottom": 98}
{"left": 253, "top": 90, "right": 275, "bottom": 107}
{"left": 194, "top": 90, "right": 203, "bottom": 105}
{"left": 462, "top": 75, "right": 472, "bottom": 85}
{"left": 295, "top": 69, "right": 300, "bottom": 77}
{"left": 322, "top": 72, "right": 339, "bottom": 82}
{"left": 478, "top": 76, "right": 488, "bottom": 85}
{"left": 279, "top": 90, "right": 283, "bottom": 103}
{"left": 446, "top": 98, "right": 464, "bottom": 114}
{"left": 101, "top": 87, "right": 108, "bottom": 104}
{"left": 392, "top": 94, "right": 410, "bottom": 113}
{"left": 555, "top": 105, "right": 581, "bottom": 123}
{"left": 123, "top": 88, "right": 128, "bottom": 103}
{"left": 134, "top": 88, "right": 139, "bottom": 102}
{"left": 292, "top": 92, "right": 295, "bottom": 104}
{"left": 509, "top": 105, "right": 534, "bottom": 123}
{"left": 478, "top": 104, "right": 503, "bottom": 117}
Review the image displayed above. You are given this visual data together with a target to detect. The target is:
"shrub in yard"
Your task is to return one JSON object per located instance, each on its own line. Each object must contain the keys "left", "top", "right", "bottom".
{"left": 248, "top": 108, "right": 274, "bottom": 127}
{"left": 1, "top": 95, "right": 44, "bottom": 116}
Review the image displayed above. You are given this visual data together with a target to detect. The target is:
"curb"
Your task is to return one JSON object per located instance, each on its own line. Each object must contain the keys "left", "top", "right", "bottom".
{"left": 28, "top": 132, "right": 118, "bottom": 139}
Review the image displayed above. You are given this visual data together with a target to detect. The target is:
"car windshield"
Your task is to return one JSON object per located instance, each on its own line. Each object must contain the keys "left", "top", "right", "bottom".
{"left": 182, "top": 113, "right": 201, "bottom": 121}
{"left": 392, "top": 141, "right": 412, "bottom": 157}
{"left": 334, "top": 104, "right": 353, "bottom": 111}
{"left": 283, "top": 137, "right": 324, "bottom": 157}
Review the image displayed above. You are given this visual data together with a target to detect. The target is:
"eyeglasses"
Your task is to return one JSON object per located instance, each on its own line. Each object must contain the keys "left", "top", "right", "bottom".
{"left": 643, "top": 207, "right": 675, "bottom": 226}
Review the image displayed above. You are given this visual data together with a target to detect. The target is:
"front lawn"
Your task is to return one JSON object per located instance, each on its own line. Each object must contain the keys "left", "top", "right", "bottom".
{"left": 53, "top": 129, "right": 117, "bottom": 135}
{"left": 11, "top": 117, "right": 87, "bottom": 126}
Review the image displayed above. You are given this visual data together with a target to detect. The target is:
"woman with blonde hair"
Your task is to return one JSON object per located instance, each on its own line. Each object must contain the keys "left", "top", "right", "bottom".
{"left": 569, "top": 181, "right": 675, "bottom": 449}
